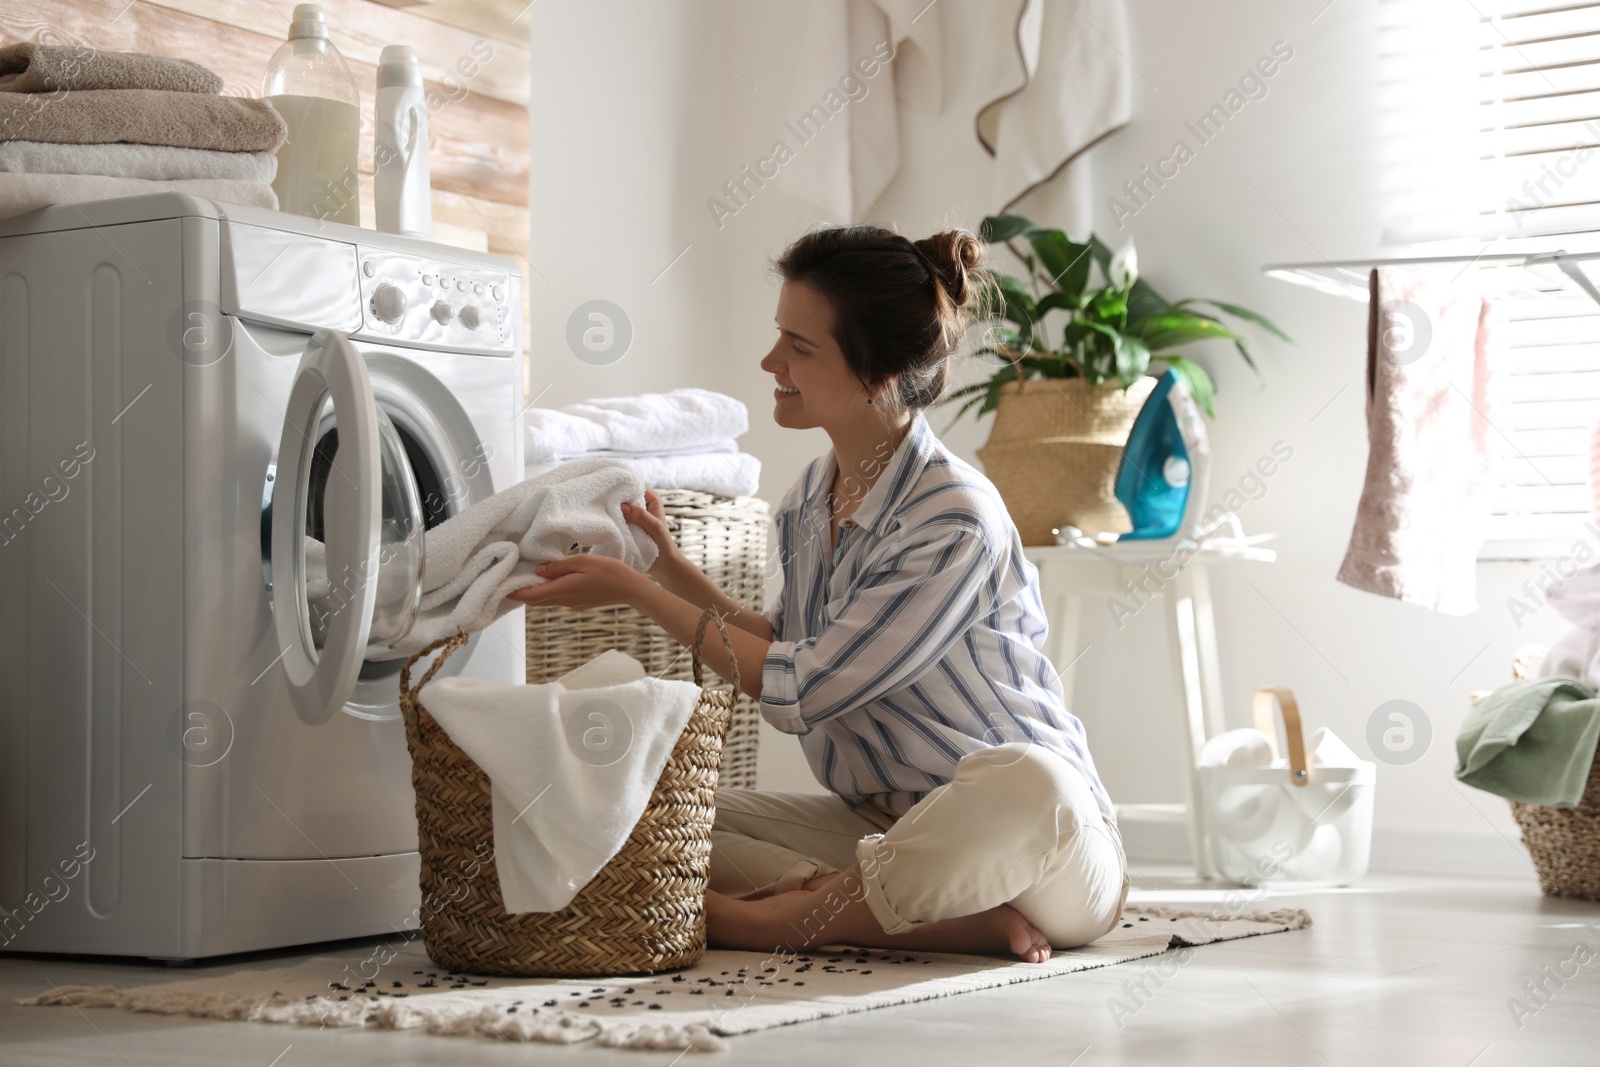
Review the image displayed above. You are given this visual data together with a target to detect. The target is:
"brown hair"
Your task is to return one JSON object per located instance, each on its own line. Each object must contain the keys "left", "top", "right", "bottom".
{"left": 774, "top": 225, "right": 990, "bottom": 414}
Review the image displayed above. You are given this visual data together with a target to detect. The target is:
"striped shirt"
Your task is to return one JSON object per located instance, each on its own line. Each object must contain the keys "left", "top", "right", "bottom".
{"left": 759, "top": 409, "right": 1117, "bottom": 826}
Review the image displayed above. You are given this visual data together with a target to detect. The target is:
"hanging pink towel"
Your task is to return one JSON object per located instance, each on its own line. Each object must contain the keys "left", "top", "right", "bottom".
{"left": 1335, "top": 266, "right": 1503, "bottom": 614}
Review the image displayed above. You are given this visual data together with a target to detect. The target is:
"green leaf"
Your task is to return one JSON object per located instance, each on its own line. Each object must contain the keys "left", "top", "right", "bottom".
{"left": 1119, "top": 335, "right": 1151, "bottom": 386}
{"left": 1027, "top": 230, "right": 1093, "bottom": 304}
{"left": 1139, "top": 312, "right": 1242, "bottom": 352}
{"left": 992, "top": 274, "right": 1037, "bottom": 349}
{"left": 1156, "top": 355, "right": 1217, "bottom": 418}
{"left": 1034, "top": 290, "right": 1077, "bottom": 318}
{"left": 1179, "top": 298, "right": 1292, "bottom": 342}
{"left": 980, "top": 214, "right": 1036, "bottom": 243}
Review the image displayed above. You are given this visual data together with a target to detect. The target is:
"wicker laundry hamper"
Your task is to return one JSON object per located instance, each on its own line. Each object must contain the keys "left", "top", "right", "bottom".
{"left": 523, "top": 489, "right": 769, "bottom": 789}
{"left": 398, "top": 607, "right": 738, "bottom": 976}
{"left": 1504, "top": 647, "right": 1600, "bottom": 900}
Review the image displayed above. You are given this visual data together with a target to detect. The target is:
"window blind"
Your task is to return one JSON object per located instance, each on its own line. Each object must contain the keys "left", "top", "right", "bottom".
{"left": 1381, "top": 0, "right": 1600, "bottom": 557}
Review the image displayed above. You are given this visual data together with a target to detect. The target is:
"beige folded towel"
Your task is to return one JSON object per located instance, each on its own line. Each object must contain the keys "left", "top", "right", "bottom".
{"left": 0, "top": 43, "right": 222, "bottom": 95}
{"left": 1335, "top": 266, "right": 1502, "bottom": 614}
{"left": 0, "top": 172, "right": 277, "bottom": 220}
{"left": 0, "top": 140, "right": 276, "bottom": 183}
{"left": 0, "top": 90, "right": 286, "bottom": 153}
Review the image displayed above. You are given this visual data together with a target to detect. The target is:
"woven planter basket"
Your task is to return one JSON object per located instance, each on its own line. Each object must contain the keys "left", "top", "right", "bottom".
{"left": 976, "top": 376, "right": 1157, "bottom": 546}
{"left": 524, "top": 489, "right": 768, "bottom": 790}
{"left": 398, "top": 608, "right": 737, "bottom": 976}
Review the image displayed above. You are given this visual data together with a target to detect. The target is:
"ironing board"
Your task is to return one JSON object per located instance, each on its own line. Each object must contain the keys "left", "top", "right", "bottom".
{"left": 1023, "top": 540, "right": 1275, "bottom": 879}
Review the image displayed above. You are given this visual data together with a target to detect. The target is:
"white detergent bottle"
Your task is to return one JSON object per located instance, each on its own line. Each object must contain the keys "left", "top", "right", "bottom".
{"left": 263, "top": 4, "right": 361, "bottom": 226}
{"left": 374, "top": 45, "right": 432, "bottom": 238}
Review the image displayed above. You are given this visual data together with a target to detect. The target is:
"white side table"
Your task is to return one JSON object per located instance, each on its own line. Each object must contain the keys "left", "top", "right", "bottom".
{"left": 1023, "top": 539, "right": 1276, "bottom": 878}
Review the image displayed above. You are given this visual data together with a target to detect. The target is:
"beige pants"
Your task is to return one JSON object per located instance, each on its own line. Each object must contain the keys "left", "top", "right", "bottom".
{"left": 710, "top": 742, "right": 1131, "bottom": 949}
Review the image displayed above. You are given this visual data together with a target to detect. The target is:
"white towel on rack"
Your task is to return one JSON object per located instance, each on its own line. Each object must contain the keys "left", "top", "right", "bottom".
{"left": 524, "top": 388, "right": 749, "bottom": 462}
{"left": 364, "top": 459, "right": 657, "bottom": 660}
{"left": 526, "top": 451, "right": 762, "bottom": 499}
{"left": 422, "top": 649, "right": 702, "bottom": 913}
{"left": 973, "top": 0, "right": 1131, "bottom": 226}
{"left": 778, "top": 0, "right": 944, "bottom": 223}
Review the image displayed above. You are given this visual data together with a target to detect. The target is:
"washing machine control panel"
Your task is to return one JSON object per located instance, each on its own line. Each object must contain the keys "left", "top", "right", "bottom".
{"left": 356, "top": 246, "right": 515, "bottom": 354}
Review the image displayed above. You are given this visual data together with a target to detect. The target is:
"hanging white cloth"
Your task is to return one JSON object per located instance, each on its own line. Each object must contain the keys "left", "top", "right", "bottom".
{"left": 973, "top": 0, "right": 1132, "bottom": 227}
{"left": 780, "top": 0, "right": 944, "bottom": 224}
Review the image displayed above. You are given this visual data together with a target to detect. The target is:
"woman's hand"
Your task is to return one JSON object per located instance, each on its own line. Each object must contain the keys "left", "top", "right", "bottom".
{"left": 623, "top": 488, "right": 688, "bottom": 578}
{"left": 504, "top": 554, "right": 648, "bottom": 611}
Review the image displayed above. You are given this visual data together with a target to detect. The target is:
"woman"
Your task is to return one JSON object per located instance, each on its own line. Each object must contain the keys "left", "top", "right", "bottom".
{"left": 508, "top": 225, "right": 1127, "bottom": 963}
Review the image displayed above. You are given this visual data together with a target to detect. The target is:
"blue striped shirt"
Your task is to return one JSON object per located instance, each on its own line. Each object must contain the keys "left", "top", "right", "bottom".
{"left": 759, "top": 410, "right": 1117, "bottom": 826}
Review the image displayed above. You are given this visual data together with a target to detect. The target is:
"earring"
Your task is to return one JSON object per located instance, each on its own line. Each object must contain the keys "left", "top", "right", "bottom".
{"left": 867, "top": 396, "right": 874, "bottom": 405}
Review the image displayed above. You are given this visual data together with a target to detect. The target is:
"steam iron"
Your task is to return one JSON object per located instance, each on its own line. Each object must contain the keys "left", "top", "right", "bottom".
{"left": 1113, "top": 369, "right": 1210, "bottom": 540}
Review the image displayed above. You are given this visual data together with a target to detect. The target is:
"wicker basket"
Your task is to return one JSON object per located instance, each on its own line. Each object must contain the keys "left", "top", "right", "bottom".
{"left": 1504, "top": 646, "right": 1600, "bottom": 900}
{"left": 398, "top": 607, "right": 738, "bottom": 976}
{"left": 976, "top": 376, "right": 1157, "bottom": 545}
{"left": 523, "top": 489, "right": 768, "bottom": 789}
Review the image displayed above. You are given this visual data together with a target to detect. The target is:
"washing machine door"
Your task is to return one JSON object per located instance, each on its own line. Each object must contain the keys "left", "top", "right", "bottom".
{"left": 269, "top": 329, "right": 425, "bottom": 724}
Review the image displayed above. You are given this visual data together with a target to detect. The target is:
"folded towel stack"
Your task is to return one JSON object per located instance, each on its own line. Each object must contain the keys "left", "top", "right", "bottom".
{"left": 524, "top": 388, "right": 763, "bottom": 498}
{"left": 0, "top": 43, "right": 285, "bottom": 219}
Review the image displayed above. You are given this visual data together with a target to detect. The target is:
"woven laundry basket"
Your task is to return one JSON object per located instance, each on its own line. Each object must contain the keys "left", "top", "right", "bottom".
{"left": 1503, "top": 647, "right": 1600, "bottom": 900}
{"left": 524, "top": 489, "right": 769, "bottom": 790}
{"left": 398, "top": 607, "right": 737, "bottom": 976}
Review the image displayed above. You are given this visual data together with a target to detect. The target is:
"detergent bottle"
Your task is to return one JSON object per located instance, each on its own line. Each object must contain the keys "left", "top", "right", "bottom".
{"left": 263, "top": 4, "right": 362, "bottom": 226}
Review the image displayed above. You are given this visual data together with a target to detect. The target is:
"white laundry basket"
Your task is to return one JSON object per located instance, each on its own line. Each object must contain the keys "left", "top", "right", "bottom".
{"left": 1198, "top": 688, "right": 1376, "bottom": 887}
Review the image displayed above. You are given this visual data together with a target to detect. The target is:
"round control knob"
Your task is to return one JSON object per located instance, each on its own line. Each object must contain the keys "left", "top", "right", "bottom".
{"left": 459, "top": 304, "right": 482, "bottom": 330}
{"left": 430, "top": 300, "right": 454, "bottom": 324}
{"left": 370, "top": 283, "right": 406, "bottom": 325}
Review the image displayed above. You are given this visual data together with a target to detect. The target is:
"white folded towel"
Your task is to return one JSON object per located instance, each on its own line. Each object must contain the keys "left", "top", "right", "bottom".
{"left": 366, "top": 459, "right": 657, "bottom": 660}
{"left": 0, "top": 172, "right": 277, "bottom": 219}
{"left": 422, "top": 649, "right": 702, "bottom": 913}
{"left": 524, "top": 388, "right": 749, "bottom": 462}
{"left": 526, "top": 451, "right": 762, "bottom": 500}
{"left": 0, "top": 140, "right": 277, "bottom": 183}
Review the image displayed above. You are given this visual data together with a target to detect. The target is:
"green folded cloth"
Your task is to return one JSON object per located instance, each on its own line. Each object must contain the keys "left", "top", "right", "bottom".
{"left": 1455, "top": 676, "right": 1600, "bottom": 807}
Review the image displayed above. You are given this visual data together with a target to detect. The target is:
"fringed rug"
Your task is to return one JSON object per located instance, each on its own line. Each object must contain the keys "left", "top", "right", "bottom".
{"left": 18, "top": 905, "right": 1310, "bottom": 1052}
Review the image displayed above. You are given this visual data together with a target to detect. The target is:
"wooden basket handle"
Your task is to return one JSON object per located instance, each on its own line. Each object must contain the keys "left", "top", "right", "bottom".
{"left": 1252, "top": 687, "right": 1310, "bottom": 787}
{"left": 691, "top": 606, "right": 739, "bottom": 692}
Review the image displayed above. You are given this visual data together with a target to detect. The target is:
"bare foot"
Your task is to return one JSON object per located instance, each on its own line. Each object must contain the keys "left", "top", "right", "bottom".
{"left": 706, "top": 882, "right": 1053, "bottom": 964}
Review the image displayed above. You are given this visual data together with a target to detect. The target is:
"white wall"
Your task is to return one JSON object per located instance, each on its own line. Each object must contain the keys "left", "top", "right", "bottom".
{"left": 532, "top": 0, "right": 1558, "bottom": 877}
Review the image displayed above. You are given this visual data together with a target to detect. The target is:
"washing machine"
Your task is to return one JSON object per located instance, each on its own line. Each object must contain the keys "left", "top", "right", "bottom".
{"left": 0, "top": 193, "right": 524, "bottom": 960}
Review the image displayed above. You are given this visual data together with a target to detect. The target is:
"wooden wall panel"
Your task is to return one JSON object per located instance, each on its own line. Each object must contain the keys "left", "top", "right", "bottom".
{"left": 146, "top": 0, "right": 531, "bottom": 105}
{"left": 3, "top": 0, "right": 529, "bottom": 207}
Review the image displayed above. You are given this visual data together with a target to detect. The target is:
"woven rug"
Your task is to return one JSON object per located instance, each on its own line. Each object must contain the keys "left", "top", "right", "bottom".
{"left": 18, "top": 905, "right": 1310, "bottom": 1052}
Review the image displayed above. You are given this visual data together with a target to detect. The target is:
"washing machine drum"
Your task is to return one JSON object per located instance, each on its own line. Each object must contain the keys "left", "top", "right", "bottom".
{"left": 269, "top": 329, "right": 426, "bottom": 725}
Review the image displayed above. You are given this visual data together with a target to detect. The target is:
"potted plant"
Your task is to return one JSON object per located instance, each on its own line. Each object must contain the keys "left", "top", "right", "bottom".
{"left": 943, "top": 213, "right": 1289, "bottom": 545}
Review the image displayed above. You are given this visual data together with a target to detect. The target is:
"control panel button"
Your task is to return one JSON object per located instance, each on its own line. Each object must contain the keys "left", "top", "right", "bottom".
{"left": 371, "top": 283, "right": 407, "bottom": 325}
{"left": 362, "top": 260, "right": 376, "bottom": 278}
{"left": 491, "top": 285, "right": 504, "bottom": 301}
{"left": 459, "top": 304, "right": 481, "bottom": 330}
{"left": 456, "top": 279, "right": 469, "bottom": 292}
{"left": 431, "top": 300, "right": 454, "bottom": 324}
{"left": 421, "top": 273, "right": 433, "bottom": 285}
{"left": 473, "top": 282, "right": 485, "bottom": 296}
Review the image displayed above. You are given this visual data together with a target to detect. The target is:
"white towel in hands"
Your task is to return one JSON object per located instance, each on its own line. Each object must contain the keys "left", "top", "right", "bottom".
{"left": 524, "top": 388, "right": 749, "bottom": 461}
{"left": 422, "top": 649, "right": 702, "bottom": 913}
{"left": 367, "top": 459, "right": 657, "bottom": 660}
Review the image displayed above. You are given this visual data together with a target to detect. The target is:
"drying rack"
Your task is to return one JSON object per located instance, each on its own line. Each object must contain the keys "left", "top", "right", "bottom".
{"left": 1263, "top": 250, "right": 1600, "bottom": 308}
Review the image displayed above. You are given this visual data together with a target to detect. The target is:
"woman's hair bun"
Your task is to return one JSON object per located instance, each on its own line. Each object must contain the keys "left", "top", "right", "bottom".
{"left": 912, "top": 229, "right": 986, "bottom": 308}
